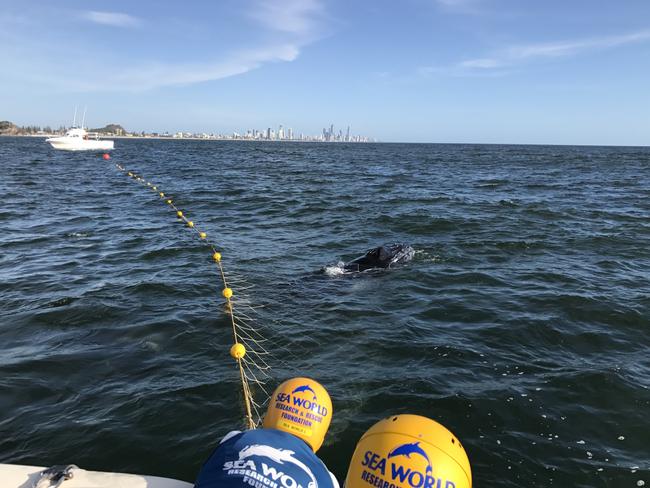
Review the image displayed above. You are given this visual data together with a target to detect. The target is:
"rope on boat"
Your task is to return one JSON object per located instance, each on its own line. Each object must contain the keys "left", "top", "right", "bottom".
{"left": 113, "top": 161, "right": 270, "bottom": 430}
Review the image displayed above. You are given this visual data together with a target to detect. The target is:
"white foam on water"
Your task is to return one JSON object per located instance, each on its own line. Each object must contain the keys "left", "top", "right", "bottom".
{"left": 324, "top": 261, "right": 347, "bottom": 277}
{"left": 414, "top": 249, "right": 440, "bottom": 263}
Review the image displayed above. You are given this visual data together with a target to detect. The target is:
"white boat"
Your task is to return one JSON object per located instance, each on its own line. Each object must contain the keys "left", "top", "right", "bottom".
{"left": 47, "top": 106, "right": 114, "bottom": 151}
{"left": 46, "top": 127, "right": 114, "bottom": 152}
{"left": 0, "top": 463, "right": 192, "bottom": 488}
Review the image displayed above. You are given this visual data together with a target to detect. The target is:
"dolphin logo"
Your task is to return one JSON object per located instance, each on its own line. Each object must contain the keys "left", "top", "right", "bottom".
{"left": 238, "top": 445, "right": 318, "bottom": 488}
{"left": 388, "top": 442, "right": 432, "bottom": 474}
{"left": 291, "top": 384, "right": 317, "bottom": 400}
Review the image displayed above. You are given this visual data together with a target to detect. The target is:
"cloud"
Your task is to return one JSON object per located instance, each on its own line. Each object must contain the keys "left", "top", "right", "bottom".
{"left": 102, "top": 44, "right": 301, "bottom": 91}
{"left": 459, "top": 29, "right": 650, "bottom": 71}
{"left": 458, "top": 58, "right": 503, "bottom": 69}
{"left": 82, "top": 11, "right": 141, "bottom": 28}
{"left": 0, "top": 1, "right": 327, "bottom": 92}
{"left": 436, "top": 0, "right": 474, "bottom": 7}
{"left": 249, "top": 0, "right": 324, "bottom": 36}
{"left": 435, "top": 0, "right": 481, "bottom": 14}
{"left": 96, "top": 0, "right": 327, "bottom": 90}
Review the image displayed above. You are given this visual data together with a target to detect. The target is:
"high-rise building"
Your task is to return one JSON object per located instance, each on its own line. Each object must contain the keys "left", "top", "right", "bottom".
{"left": 266, "top": 127, "right": 271, "bottom": 140}
{"left": 288, "top": 128, "right": 293, "bottom": 140}
{"left": 278, "top": 125, "right": 284, "bottom": 140}
{"left": 346, "top": 125, "right": 350, "bottom": 142}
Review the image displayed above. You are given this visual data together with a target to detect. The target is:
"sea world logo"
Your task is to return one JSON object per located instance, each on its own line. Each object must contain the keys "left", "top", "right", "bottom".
{"left": 388, "top": 443, "right": 432, "bottom": 475}
{"left": 275, "top": 387, "right": 328, "bottom": 417}
{"left": 292, "top": 384, "right": 317, "bottom": 400}
{"left": 360, "top": 443, "right": 457, "bottom": 488}
{"left": 222, "top": 444, "right": 317, "bottom": 488}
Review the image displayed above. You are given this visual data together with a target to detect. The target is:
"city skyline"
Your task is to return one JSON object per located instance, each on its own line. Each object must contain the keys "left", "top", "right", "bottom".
{"left": 1, "top": 1, "right": 649, "bottom": 145}
{"left": 0, "top": 117, "right": 374, "bottom": 142}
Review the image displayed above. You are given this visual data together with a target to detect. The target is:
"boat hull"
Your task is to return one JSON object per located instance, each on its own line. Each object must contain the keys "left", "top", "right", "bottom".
{"left": 0, "top": 463, "right": 192, "bottom": 488}
{"left": 47, "top": 139, "right": 115, "bottom": 151}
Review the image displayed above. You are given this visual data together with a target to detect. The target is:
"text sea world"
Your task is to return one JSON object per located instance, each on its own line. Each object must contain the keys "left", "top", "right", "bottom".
{"left": 360, "top": 451, "right": 457, "bottom": 488}
{"left": 275, "top": 393, "right": 328, "bottom": 425}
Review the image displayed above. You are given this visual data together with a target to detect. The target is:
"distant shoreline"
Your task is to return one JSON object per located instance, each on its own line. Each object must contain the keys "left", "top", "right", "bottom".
{"left": 2, "top": 133, "right": 647, "bottom": 148}
{"left": 0, "top": 133, "right": 375, "bottom": 143}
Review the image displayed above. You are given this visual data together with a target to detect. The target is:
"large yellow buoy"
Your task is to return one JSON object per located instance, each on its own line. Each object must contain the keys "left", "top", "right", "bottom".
{"left": 213, "top": 252, "right": 222, "bottom": 262}
{"left": 222, "top": 287, "right": 233, "bottom": 299}
{"left": 345, "top": 414, "right": 472, "bottom": 488}
{"left": 230, "top": 343, "right": 246, "bottom": 359}
{"left": 187, "top": 221, "right": 194, "bottom": 228}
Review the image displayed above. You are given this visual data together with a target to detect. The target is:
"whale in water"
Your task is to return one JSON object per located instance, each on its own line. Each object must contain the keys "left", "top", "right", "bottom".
{"left": 343, "top": 243, "right": 414, "bottom": 272}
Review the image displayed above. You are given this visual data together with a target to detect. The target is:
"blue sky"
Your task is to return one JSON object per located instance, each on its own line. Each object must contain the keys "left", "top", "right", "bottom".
{"left": 1, "top": 0, "right": 649, "bottom": 144}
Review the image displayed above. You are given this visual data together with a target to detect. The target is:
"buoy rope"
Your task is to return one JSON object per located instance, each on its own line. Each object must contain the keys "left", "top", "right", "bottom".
{"left": 113, "top": 162, "right": 264, "bottom": 430}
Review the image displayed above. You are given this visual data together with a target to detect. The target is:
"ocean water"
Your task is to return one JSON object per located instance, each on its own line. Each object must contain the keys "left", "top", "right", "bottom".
{"left": 0, "top": 137, "right": 648, "bottom": 487}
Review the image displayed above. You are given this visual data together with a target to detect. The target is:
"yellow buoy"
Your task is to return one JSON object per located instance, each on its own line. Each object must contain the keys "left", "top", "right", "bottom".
{"left": 222, "top": 287, "right": 233, "bottom": 299}
{"left": 147, "top": 182, "right": 152, "bottom": 186}
{"left": 159, "top": 192, "right": 165, "bottom": 197}
{"left": 187, "top": 221, "right": 194, "bottom": 228}
{"left": 230, "top": 343, "right": 246, "bottom": 359}
{"left": 199, "top": 232, "right": 207, "bottom": 239}
{"left": 212, "top": 252, "right": 222, "bottom": 262}
{"left": 128, "top": 172, "right": 133, "bottom": 177}
{"left": 153, "top": 186, "right": 157, "bottom": 191}
{"left": 166, "top": 199, "right": 172, "bottom": 205}
{"left": 177, "top": 211, "right": 183, "bottom": 218}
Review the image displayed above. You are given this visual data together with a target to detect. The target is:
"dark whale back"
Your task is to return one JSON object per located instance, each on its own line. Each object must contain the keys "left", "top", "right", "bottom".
{"left": 344, "top": 243, "right": 414, "bottom": 272}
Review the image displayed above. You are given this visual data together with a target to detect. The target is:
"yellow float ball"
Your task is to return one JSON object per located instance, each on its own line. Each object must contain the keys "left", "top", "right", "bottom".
{"left": 222, "top": 287, "right": 233, "bottom": 299}
{"left": 187, "top": 221, "right": 194, "bottom": 228}
{"left": 166, "top": 199, "right": 172, "bottom": 205}
{"left": 345, "top": 414, "right": 472, "bottom": 488}
{"left": 128, "top": 172, "right": 133, "bottom": 177}
{"left": 199, "top": 232, "right": 207, "bottom": 239}
{"left": 230, "top": 343, "right": 246, "bottom": 359}
{"left": 153, "top": 186, "right": 157, "bottom": 191}
{"left": 177, "top": 211, "right": 183, "bottom": 218}
{"left": 213, "top": 252, "right": 222, "bottom": 262}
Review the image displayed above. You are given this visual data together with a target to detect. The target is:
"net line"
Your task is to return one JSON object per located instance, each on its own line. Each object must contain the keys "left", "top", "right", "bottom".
{"left": 114, "top": 162, "right": 269, "bottom": 429}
